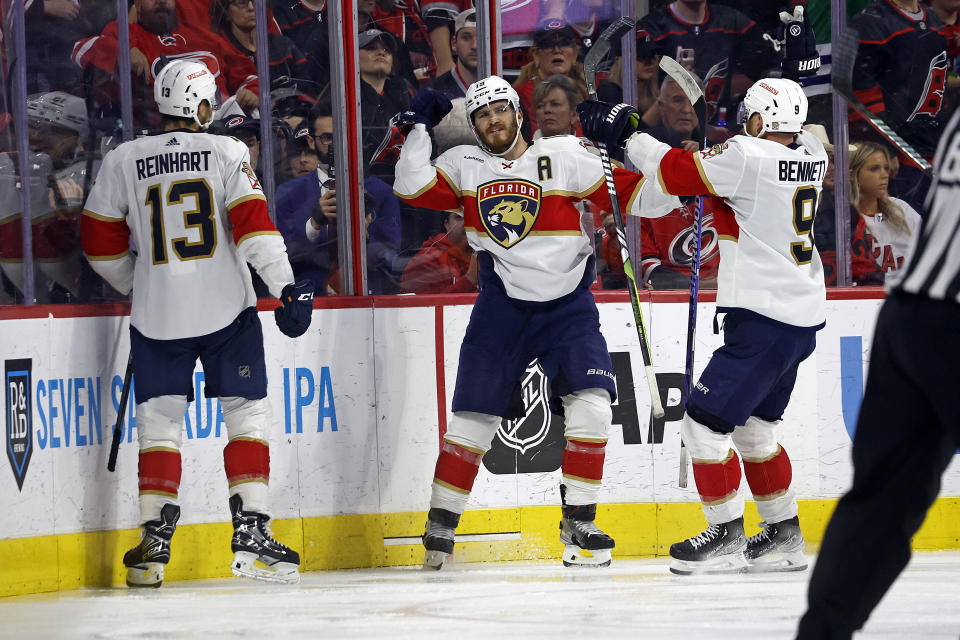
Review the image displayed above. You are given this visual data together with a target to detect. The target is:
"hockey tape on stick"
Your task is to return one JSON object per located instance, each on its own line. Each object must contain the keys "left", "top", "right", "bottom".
{"left": 832, "top": 29, "right": 932, "bottom": 175}
{"left": 584, "top": 17, "right": 665, "bottom": 419}
{"left": 107, "top": 352, "right": 133, "bottom": 472}
{"left": 658, "top": 56, "right": 708, "bottom": 488}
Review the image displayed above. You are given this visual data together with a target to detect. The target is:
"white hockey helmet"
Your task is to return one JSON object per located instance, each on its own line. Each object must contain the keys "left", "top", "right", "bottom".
{"left": 464, "top": 75, "right": 523, "bottom": 156}
{"left": 154, "top": 59, "right": 219, "bottom": 129}
{"left": 738, "top": 77, "right": 807, "bottom": 136}
{"left": 26, "top": 91, "right": 88, "bottom": 139}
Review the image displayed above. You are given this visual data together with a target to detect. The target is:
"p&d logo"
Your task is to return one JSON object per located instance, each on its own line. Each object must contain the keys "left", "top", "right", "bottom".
{"left": 5, "top": 359, "right": 32, "bottom": 491}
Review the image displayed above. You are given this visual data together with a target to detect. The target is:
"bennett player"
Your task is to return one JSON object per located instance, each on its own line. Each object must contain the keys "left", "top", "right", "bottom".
{"left": 393, "top": 78, "right": 678, "bottom": 569}
{"left": 579, "top": 77, "right": 827, "bottom": 574}
{"left": 81, "top": 60, "right": 314, "bottom": 587}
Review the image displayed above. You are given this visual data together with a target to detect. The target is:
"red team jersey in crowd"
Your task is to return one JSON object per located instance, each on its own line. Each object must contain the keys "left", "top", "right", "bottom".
{"left": 71, "top": 22, "right": 259, "bottom": 99}
{"left": 629, "top": 131, "right": 828, "bottom": 327}
{"left": 394, "top": 125, "right": 677, "bottom": 302}
{"left": 81, "top": 131, "right": 291, "bottom": 340}
{"left": 638, "top": 199, "right": 722, "bottom": 284}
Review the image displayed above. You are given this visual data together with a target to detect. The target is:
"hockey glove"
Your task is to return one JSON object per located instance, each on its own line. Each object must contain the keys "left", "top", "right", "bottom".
{"left": 577, "top": 101, "right": 641, "bottom": 149}
{"left": 778, "top": 5, "right": 820, "bottom": 81}
{"left": 274, "top": 280, "right": 315, "bottom": 338}
{"left": 400, "top": 88, "right": 453, "bottom": 131}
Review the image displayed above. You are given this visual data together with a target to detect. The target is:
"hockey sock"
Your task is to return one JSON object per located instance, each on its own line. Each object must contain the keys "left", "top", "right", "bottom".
{"left": 743, "top": 445, "right": 797, "bottom": 523}
{"left": 692, "top": 448, "right": 744, "bottom": 523}
{"left": 561, "top": 439, "right": 606, "bottom": 505}
{"left": 430, "top": 440, "right": 483, "bottom": 514}
{"left": 224, "top": 438, "right": 270, "bottom": 514}
{"left": 138, "top": 447, "right": 182, "bottom": 523}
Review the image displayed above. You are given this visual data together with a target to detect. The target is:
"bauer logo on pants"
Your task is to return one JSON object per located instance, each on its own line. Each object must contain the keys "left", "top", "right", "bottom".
{"left": 476, "top": 179, "right": 541, "bottom": 248}
{"left": 5, "top": 359, "right": 33, "bottom": 491}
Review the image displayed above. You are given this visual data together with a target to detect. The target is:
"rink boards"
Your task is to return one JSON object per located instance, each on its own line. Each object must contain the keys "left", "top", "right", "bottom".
{"left": 1, "top": 291, "right": 958, "bottom": 595}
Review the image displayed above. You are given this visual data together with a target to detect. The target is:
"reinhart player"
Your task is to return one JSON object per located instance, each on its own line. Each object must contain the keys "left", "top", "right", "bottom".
{"left": 393, "top": 78, "right": 679, "bottom": 569}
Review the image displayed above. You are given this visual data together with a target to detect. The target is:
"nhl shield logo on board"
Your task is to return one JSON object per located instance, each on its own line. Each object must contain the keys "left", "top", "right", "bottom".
{"left": 477, "top": 179, "right": 542, "bottom": 248}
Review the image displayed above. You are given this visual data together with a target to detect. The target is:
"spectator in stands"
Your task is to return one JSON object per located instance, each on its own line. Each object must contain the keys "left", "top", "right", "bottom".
{"left": 850, "top": 0, "right": 947, "bottom": 210}
{"left": 848, "top": 141, "right": 922, "bottom": 285}
{"left": 372, "top": 0, "right": 435, "bottom": 85}
{"left": 310, "top": 102, "right": 335, "bottom": 170}
{"left": 501, "top": 0, "right": 566, "bottom": 81}
{"left": 209, "top": 0, "right": 320, "bottom": 100}
{"left": 358, "top": 29, "right": 414, "bottom": 179}
{"left": 273, "top": 0, "right": 331, "bottom": 90}
{"left": 215, "top": 114, "right": 261, "bottom": 173}
{"left": 357, "top": 0, "right": 420, "bottom": 88}
{"left": 401, "top": 210, "right": 477, "bottom": 294}
{"left": 421, "top": 0, "right": 471, "bottom": 76}
{"left": 639, "top": 0, "right": 773, "bottom": 123}
{"left": 24, "top": 0, "right": 113, "bottom": 94}
{"left": 284, "top": 123, "right": 321, "bottom": 184}
{"left": 532, "top": 74, "right": 582, "bottom": 139}
{"left": 926, "top": 0, "right": 960, "bottom": 119}
{"left": 513, "top": 18, "right": 589, "bottom": 135}
{"left": 648, "top": 74, "right": 702, "bottom": 151}
{"left": 636, "top": 201, "right": 721, "bottom": 290}
{"left": 71, "top": 0, "right": 260, "bottom": 126}
{"left": 597, "top": 28, "right": 661, "bottom": 128}
{"left": 429, "top": 8, "right": 477, "bottom": 154}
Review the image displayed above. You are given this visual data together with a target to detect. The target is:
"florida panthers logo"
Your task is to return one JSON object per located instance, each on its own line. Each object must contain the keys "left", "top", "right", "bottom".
{"left": 477, "top": 179, "right": 541, "bottom": 248}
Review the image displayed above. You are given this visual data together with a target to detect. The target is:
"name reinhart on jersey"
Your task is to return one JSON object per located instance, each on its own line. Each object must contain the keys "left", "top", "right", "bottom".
{"left": 136, "top": 150, "right": 212, "bottom": 181}
{"left": 777, "top": 159, "right": 827, "bottom": 183}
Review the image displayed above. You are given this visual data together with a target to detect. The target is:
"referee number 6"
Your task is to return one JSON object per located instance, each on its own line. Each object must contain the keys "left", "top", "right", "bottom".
{"left": 790, "top": 185, "right": 817, "bottom": 265}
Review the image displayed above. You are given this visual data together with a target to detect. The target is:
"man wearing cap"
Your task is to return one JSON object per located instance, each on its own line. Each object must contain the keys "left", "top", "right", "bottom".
{"left": 429, "top": 9, "right": 477, "bottom": 101}
{"left": 358, "top": 28, "right": 414, "bottom": 179}
{"left": 217, "top": 115, "right": 261, "bottom": 173}
{"left": 513, "top": 18, "right": 589, "bottom": 136}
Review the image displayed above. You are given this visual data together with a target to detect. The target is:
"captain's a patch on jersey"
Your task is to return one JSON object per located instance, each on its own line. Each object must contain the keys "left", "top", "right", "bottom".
{"left": 240, "top": 161, "right": 261, "bottom": 190}
{"left": 699, "top": 143, "right": 729, "bottom": 160}
{"left": 476, "top": 179, "right": 542, "bottom": 248}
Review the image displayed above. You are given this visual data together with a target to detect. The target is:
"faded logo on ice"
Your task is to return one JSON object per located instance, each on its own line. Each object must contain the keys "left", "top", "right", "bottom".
{"left": 5, "top": 359, "right": 33, "bottom": 491}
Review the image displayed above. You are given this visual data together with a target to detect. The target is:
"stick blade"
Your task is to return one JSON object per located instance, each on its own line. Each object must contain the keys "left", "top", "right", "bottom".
{"left": 658, "top": 56, "right": 704, "bottom": 104}
{"left": 584, "top": 16, "right": 635, "bottom": 96}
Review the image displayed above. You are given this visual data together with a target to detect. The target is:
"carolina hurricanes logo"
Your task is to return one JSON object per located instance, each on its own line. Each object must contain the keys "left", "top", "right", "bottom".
{"left": 908, "top": 51, "right": 948, "bottom": 122}
{"left": 668, "top": 211, "right": 719, "bottom": 267}
{"left": 477, "top": 179, "right": 541, "bottom": 248}
{"left": 703, "top": 59, "right": 728, "bottom": 121}
{"left": 158, "top": 34, "right": 187, "bottom": 47}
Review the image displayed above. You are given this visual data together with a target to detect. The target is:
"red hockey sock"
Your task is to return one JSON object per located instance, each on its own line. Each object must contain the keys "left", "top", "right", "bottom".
{"left": 693, "top": 449, "right": 742, "bottom": 505}
{"left": 561, "top": 439, "right": 606, "bottom": 485}
{"left": 223, "top": 438, "right": 270, "bottom": 489}
{"left": 139, "top": 448, "right": 182, "bottom": 498}
{"left": 433, "top": 441, "right": 483, "bottom": 494}
{"left": 742, "top": 445, "right": 793, "bottom": 500}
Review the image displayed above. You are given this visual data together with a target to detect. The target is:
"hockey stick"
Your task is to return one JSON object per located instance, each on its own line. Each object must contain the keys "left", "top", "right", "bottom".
{"left": 832, "top": 29, "right": 932, "bottom": 175}
{"left": 107, "top": 352, "right": 133, "bottom": 472}
{"left": 584, "top": 17, "right": 664, "bottom": 419}
{"left": 658, "top": 56, "right": 707, "bottom": 489}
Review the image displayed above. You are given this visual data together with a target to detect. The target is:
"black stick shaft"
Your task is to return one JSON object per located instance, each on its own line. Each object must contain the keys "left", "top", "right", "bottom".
{"left": 107, "top": 353, "right": 133, "bottom": 472}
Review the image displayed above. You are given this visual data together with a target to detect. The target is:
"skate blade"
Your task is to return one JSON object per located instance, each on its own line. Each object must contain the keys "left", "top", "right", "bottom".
{"left": 231, "top": 551, "right": 300, "bottom": 584}
{"left": 423, "top": 549, "right": 451, "bottom": 570}
{"left": 669, "top": 553, "right": 748, "bottom": 576}
{"left": 746, "top": 549, "right": 808, "bottom": 573}
{"left": 125, "top": 563, "right": 164, "bottom": 588}
{"left": 562, "top": 545, "right": 612, "bottom": 568}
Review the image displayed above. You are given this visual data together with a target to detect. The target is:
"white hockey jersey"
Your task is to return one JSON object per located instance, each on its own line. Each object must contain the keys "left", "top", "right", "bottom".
{"left": 860, "top": 196, "right": 922, "bottom": 287}
{"left": 394, "top": 125, "right": 678, "bottom": 302}
{"left": 82, "top": 130, "right": 294, "bottom": 340}
{"left": 628, "top": 130, "right": 828, "bottom": 328}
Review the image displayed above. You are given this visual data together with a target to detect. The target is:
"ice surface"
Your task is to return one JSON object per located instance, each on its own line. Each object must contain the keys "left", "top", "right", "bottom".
{"left": 1, "top": 552, "right": 958, "bottom": 639}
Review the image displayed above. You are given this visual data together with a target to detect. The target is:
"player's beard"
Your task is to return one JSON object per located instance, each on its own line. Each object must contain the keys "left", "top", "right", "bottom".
{"left": 478, "top": 116, "right": 519, "bottom": 155}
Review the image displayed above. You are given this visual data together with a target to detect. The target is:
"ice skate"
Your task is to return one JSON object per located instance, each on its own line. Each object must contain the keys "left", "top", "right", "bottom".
{"left": 422, "top": 508, "right": 460, "bottom": 570}
{"left": 669, "top": 517, "right": 747, "bottom": 575}
{"left": 745, "top": 516, "right": 807, "bottom": 572}
{"left": 229, "top": 494, "right": 300, "bottom": 584}
{"left": 123, "top": 503, "right": 180, "bottom": 588}
{"left": 559, "top": 485, "right": 614, "bottom": 568}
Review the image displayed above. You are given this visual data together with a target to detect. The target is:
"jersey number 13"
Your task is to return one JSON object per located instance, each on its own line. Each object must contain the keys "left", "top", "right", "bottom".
{"left": 146, "top": 179, "right": 218, "bottom": 264}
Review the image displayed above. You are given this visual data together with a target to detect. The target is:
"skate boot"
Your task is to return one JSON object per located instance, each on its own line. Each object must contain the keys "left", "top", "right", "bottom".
{"left": 745, "top": 516, "right": 807, "bottom": 572}
{"left": 559, "top": 485, "right": 615, "bottom": 567}
{"left": 669, "top": 517, "right": 747, "bottom": 575}
{"left": 422, "top": 507, "right": 460, "bottom": 570}
{"left": 229, "top": 494, "right": 300, "bottom": 584}
{"left": 123, "top": 503, "right": 180, "bottom": 588}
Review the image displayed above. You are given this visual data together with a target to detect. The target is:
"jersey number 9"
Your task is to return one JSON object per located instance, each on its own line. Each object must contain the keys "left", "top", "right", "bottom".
{"left": 147, "top": 178, "right": 218, "bottom": 264}
{"left": 790, "top": 185, "right": 817, "bottom": 266}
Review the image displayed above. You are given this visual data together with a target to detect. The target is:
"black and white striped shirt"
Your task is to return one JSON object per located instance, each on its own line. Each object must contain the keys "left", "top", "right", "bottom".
{"left": 896, "top": 108, "right": 960, "bottom": 302}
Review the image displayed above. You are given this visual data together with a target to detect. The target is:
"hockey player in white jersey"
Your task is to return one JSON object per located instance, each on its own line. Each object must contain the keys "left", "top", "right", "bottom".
{"left": 580, "top": 77, "right": 828, "bottom": 575}
{"left": 393, "top": 77, "right": 678, "bottom": 569}
{"left": 81, "top": 60, "right": 314, "bottom": 587}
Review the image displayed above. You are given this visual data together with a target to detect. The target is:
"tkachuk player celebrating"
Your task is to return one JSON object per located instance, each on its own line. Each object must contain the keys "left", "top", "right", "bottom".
{"left": 393, "top": 78, "right": 679, "bottom": 569}
{"left": 81, "top": 60, "right": 314, "bottom": 587}
{"left": 579, "top": 77, "right": 827, "bottom": 574}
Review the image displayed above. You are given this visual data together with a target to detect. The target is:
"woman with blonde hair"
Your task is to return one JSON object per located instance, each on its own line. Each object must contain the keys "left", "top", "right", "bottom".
{"left": 848, "top": 141, "right": 922, "bottom": 284}
{"left": 512, "top": 20, "right": 589, "bottom": 135}
{"left": 597, "top": 34, "right": 661, "bottom": 127}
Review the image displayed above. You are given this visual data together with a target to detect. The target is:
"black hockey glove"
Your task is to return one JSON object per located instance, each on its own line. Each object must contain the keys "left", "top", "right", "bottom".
{"left": 274, "top": 280, "right": 314, "bottom": 338}
{"left": 577, "top": 101, "right": 641, "bottom": 149}
{"left": 777, "top": 5, "right": 820, "bottom": 81}
{"left": 398, "top": 88, "right": 453, "bottom": 131}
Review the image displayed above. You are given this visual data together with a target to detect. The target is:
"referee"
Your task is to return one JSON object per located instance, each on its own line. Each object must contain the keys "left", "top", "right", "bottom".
{"left": 797, "top": 112, "right": 960, "bottom": 637}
